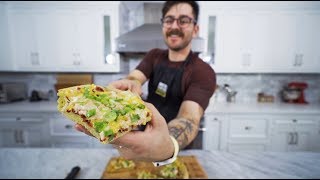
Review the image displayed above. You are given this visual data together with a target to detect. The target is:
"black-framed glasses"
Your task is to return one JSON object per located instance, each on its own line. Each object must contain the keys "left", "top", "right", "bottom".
{"left": 161, "top": 16, "right": 197, "bottom": 28}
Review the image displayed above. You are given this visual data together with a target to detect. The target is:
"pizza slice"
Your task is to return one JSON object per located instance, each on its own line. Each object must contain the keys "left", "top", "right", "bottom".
{"left": 57, "top": 84, "right": 152, "bottom": 144}
{"left": 159, "top": 158, "right": 189, "bottom": 179}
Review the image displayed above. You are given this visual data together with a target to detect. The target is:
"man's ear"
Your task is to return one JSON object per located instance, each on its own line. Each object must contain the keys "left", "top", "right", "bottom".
{"left": 192, "top": 24, "right": 199, "bottom": 38}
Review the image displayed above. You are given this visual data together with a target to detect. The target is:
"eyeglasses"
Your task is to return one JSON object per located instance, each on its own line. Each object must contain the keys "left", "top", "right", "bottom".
{"left": 161, "top": 16, "right": 197, "bottom": 28}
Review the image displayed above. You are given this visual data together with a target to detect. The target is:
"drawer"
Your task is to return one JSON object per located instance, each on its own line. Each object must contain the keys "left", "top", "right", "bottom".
{"left": 229, "top": 117, "right": 268, "bottom": 139}
{"left": 0, "top": 116, "right": 43, "bottom": 122}
{"left": 50, "top": 114, "right": 85, "bottom": 136}
{"left": 273, "top": 116, "right": 317, "bottom": 132}
{"left": 227, "top": 143, "right": 267, "bottom": 152}
{"left": 50, "top": 136, "right": 91, "bottom": 148}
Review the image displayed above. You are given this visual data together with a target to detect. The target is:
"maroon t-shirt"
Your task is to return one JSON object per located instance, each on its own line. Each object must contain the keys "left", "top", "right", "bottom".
{"left": 136, "top": 48, "right": 216, "bottom": 111}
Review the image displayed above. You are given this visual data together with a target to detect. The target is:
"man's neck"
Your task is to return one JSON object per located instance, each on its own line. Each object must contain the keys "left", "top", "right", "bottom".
{"left": 168, "top": 47, "right": 191, "bottom": 62}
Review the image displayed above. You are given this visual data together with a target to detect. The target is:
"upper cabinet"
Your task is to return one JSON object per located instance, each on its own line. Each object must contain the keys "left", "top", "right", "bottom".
{"left": 199, "top": 2, "right": 320, "bottom": 73}
{"left": 6, "top": 2, "right": 120, "bottom": 72}
{"left": 0, "top": 2, "right": 14, "bottom": 71}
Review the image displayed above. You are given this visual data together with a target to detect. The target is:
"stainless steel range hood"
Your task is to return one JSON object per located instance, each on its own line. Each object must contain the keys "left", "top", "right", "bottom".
{"left": 116, "top": 2, "right": 205, "bottom": 54}
{"left": 116, "top": 23, "right": 205, "bottom": 53}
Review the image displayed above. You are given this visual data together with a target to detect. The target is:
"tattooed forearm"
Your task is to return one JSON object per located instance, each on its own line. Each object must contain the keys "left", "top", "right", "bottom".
{"left": 168, "top": 117, "right": 199, "bottom": 150}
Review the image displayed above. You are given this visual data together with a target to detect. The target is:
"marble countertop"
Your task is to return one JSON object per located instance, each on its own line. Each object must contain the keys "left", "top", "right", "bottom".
{"left": 0, "top": 100, "right": 319, "bottom": 114}
{"left": 0, "top": 148, "right": 320, "bottom": 179}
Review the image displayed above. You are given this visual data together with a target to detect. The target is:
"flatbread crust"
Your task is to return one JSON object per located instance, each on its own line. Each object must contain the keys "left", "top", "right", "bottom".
{"left": 104, "top": 157, "right": 189, "bottom": 179}
{"left": 57, "top": 84, "right": 152, "bottom": 144}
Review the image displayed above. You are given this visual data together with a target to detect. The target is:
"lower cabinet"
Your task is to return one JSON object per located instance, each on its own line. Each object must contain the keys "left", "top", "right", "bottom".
{"left": 48, "top": 113, "right": 112, "bottom": 148}
{"left": 270, "top": 115, "right": 318, "bottom": 152}
{"left": 203, "top": 115, "right": 223, "bottom": 150}
{"left": 0, "top": 113, "right": 50, "bottom": 147}
{"left": 204, "top": 112, "right": 320, "bottom": 152}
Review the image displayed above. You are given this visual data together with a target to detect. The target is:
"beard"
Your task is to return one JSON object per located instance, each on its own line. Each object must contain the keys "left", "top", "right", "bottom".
{"left": 164, "top": 29, "right": 193, "bottom": 52}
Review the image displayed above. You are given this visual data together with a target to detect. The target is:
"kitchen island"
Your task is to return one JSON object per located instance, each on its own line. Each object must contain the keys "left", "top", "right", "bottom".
{"left": 0, "top": 148, "right": 320, "bottom": 179}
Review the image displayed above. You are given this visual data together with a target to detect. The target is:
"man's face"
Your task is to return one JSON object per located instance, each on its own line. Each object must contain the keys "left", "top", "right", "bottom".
{"left": 162, "top": 3, "right": 199, "bottom": 52}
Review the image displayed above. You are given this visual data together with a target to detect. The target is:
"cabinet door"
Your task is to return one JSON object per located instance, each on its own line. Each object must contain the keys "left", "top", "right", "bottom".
{"left": 215, "top": 13, "right": 252, "bottom": 72}
{"left": 33, "top": 11, "right": 61, "bottom": 71}
{"left": 0, "top": 117, "right": 50, "bottom": 147}
{"left": 271, "top": 116, "right": 318, "bottom": 152}
{"left": 74, "top": 12, "right": 120, "bottom": 72}
{"left": 203, "top": 115, "right": 222, "bottom": 150}
{"left": 257, "top": 12, "right": 297, "bottom": 73}
{"left": 295, "top": 13, "right": 320, "bottom": 73}
{"left": 0, "top": 3, "right": 13, "bottom": 71}
{"left": 0, "top": 129, "right": 23, "bottom": 147}
{"left": 53, "top": 11, "right": 77, "bottom": 69}
{"left": 9, "top": 11, "right": 39, "bottom": 69}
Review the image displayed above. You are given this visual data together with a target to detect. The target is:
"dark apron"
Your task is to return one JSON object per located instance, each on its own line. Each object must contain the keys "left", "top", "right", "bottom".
{"left": 146, "top": 50, "right": 192, "bottom": 123}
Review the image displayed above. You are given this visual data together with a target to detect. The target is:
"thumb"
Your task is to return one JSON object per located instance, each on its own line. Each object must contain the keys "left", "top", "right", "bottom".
{"left": 144, "top": 102, "right": 167, "bottom": 129}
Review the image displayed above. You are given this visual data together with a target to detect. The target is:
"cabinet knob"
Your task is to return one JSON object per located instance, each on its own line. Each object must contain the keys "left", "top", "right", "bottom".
{"left": 64, "top": 124, "right": 73, "bottom": 129}
{"left": 213, "top": 118, "right": 218, "bottom": 121}
{"left": 65, "top": 124, "right": 73, "bottom": 129}
{"left": 16, "top": 117, "right": 21, "bottom": 121}
{"left": 292, "top": 119, "right": 297, "bottom": 123}
{"left": 244, "top": 126, "right": 252, "bottom": 130}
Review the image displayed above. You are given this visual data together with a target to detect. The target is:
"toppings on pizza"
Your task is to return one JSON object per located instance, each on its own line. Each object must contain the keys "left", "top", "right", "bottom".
{"left": 57, "top": 84, "right": 152, "bottom": 144}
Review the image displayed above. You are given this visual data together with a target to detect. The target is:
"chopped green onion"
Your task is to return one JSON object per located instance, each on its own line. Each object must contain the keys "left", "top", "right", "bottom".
{"left": 86, "top": 109, "right": 96, "bottom": 118}
{"left": 93, "top": 121, "right": 106, "bottom": 132}
{"left": 131, "top": 114, "right": 140, "bottom": 122}
{"left": 104, "top": 110, "right": 118, "bottom": 122}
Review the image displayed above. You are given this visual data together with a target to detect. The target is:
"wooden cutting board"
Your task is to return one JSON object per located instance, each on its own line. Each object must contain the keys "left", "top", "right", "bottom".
{"left": 100, "top": 155, "right": 208, "bottom": 179}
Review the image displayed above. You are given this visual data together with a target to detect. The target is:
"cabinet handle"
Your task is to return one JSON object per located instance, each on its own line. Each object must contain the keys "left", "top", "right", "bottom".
{"left": 213, "top": 118, "right": 218, "bottom": 121}
{"left": 288, "top": 132, "right": 294, "bottom": 145}
{"left": 65, "top": 124, "right": 73, "bottom": 129}
{"left": 14, "top": 130, "right": 19, "bottom": 143}
{"left": 16, "top": 117, "right": 21, "bottom": 121}
{"left": 292, "top": 119, "right": 297, "bottom": 123}
{"left": 293, "top": 132, "right": 298, "bottom": 145}
{"left": 244, "top": 126, "right": 252, "bottom": 130}
{"left": 198, "top": 127, "right": 206, "bottom": 132}
{"left": 19, "top": 130, "right": 25, "bottom": 144}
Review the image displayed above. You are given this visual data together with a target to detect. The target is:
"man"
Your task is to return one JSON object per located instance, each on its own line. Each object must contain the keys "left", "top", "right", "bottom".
{"left": 76, "top": 1, "right": 216, "bottom": 164}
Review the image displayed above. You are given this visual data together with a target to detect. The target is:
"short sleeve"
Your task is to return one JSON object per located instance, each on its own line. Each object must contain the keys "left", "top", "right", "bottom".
{"left": 183, "top": 64, "right": 216, "bottom": 111}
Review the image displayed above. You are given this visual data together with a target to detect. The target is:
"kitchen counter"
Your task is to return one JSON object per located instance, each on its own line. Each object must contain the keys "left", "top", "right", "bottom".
{"left": 0, "top": 100, "right": 319, "bottom": 114}
{"left": 206, "top": 101, "right": 320, "bottom": 114}
{"left": 0, "top": 148, "right": 320, "bottom": 179}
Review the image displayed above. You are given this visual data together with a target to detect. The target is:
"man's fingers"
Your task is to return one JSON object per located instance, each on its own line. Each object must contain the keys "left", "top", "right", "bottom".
{"left": 145, "top": 102, "right": 167, "bottom": 128}
{"left": 74, "top": 124, "right": 94, "bottom": 137}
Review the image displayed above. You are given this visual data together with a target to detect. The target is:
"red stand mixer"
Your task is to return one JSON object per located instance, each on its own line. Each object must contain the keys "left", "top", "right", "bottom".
{"left": 281, "top": 82, "right": 308, "bottom": 104}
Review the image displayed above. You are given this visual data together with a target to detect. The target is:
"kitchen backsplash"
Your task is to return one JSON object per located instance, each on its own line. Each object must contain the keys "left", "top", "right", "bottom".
{"left": 0, "top": 69, "right": 319, "bottom": 104}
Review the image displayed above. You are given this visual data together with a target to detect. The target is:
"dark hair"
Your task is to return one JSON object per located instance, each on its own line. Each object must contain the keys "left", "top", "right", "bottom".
{"left": 162, "top": 1, "right": 199, "bottom": 23}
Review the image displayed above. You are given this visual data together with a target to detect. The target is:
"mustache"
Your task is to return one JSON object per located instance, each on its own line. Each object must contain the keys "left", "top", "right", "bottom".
{"left": 166, "top": 29, "right": 184, "bottom": 38}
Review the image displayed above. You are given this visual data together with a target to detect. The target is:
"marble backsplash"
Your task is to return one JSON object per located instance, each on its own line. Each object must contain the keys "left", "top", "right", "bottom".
{"left": 0, "top": 68, "right": 319, "bottom": 104}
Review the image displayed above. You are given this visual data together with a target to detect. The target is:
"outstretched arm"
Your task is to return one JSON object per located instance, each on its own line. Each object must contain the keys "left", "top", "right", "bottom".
{"left": 168, "top": 100, "right": 203, "bottom": 149}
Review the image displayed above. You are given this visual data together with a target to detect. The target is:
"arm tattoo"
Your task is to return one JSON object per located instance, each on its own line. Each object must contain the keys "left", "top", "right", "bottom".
{"left": 168, "top": 117, "right": 199, "bottom": 150}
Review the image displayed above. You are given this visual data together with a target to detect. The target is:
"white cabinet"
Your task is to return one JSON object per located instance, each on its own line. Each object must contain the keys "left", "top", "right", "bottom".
{"left": 203, "top": 114, "right": 223, "bottom": 150}
{"left": 202, "top": 6, "right": 320, "bottom": 73}
{"left": 49, "top": 113, "right": 112, "bottom": 148}
{"left": 7, "top": 2, "right": 120, "bottom": 72}
{"left": 9, "top": 10, "right": 59, "bottom": 71}
{"left": 270, "top": 115, "right": 318, "bottom": 152}
{"left": 294, "top": 13, "right": 320, "bottom": 73}
{"left": 204, "top": 111, "right": 320, "bottom": 152}
{"left": 0, "top": 113, "right": 50, "bottom": 147}
{"left": 0, "top": 2, "right": 13, "bottom": 71}
{"left": 223, "top": 115, "right": 271, "bottom": 152}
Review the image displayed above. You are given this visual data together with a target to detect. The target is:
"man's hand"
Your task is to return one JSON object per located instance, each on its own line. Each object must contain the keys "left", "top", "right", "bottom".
{"left": 109, "top": 78, "right": 142, "bottom": 96}
{"left": 74, "top": 103, "right": 174, "bottom": 162}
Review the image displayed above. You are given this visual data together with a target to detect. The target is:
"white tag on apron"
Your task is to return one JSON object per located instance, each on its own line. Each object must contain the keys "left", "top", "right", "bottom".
{"left": 155, "top": 82, "right": 168, "bottom": 98}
